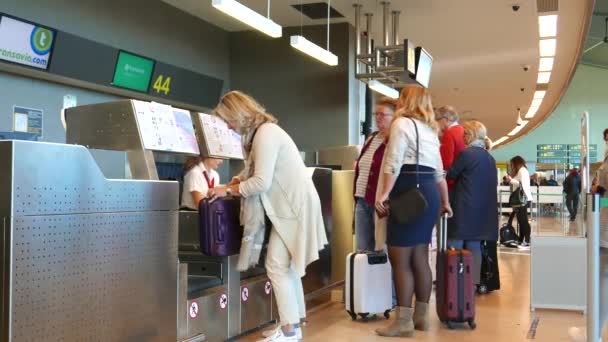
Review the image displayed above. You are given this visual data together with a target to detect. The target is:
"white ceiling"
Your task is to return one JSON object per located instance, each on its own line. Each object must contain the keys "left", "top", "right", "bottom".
{"left": 163, "top": 0, "right": 593, "bottom": 146}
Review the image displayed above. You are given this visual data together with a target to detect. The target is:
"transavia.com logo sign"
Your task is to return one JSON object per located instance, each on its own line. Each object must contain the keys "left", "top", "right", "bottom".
{"left": 124, "top": 64, "right": 145, "bottom": 75}
{"left": 30, "top": 27, "right": 53, "bottom": 55}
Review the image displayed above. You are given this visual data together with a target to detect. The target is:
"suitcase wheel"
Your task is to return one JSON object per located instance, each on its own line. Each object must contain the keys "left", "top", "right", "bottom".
{"left": 477, "top": 284, "right": 488, "bottom": 295}
{"left": 347, "top": 311, "right": 357, "bottom": 321}
{"left": 384, "top": 310, "right": 390, "bottom": 320}
{"left": 359, "top": 313, "right": 369, "bottom": 321}
{"left": 468, "top": 320, "right": 477, "bottom": 330}
{"left": 446, "top": 321, "right": 455, "bottom": 330}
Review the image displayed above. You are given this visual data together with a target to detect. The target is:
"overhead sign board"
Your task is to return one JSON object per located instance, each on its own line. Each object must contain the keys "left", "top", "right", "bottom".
{"left": 0, "top": 14, "right": 56, "bottom": 70}
{"left": 112, "top": 51, "right": 155, "bottom": 93}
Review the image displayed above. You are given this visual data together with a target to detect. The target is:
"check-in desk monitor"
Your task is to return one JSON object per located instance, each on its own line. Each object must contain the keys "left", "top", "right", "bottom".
{"left": 195, "top": 112, "right": 243, "bottom": 160}
{"left": 132, "top": 100, "right": 200, "bottom": 154}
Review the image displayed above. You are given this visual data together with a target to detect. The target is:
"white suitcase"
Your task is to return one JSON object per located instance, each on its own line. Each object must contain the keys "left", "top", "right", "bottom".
{"left": 345, "top": 252, "right": 392, "bottom": 321}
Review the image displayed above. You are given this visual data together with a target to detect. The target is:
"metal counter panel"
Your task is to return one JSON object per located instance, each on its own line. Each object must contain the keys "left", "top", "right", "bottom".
{"left": 1, "top": 141, "right": 179, "bottom": 342}
{"left": 11, "top": 142, "right": 177, "bottom": 216}
{"left": 10, "top": 212, "right": 178, "bottom": 341}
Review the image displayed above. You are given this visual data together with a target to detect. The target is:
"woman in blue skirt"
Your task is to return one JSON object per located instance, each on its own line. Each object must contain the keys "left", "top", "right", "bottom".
{"left": 375, "top": 85, "right": 452, "bottom": 338}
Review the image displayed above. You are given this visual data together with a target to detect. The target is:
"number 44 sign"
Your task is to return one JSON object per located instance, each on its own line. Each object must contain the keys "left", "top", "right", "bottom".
{"left": 152, "top": 75, "right": 171, "bottom": 95}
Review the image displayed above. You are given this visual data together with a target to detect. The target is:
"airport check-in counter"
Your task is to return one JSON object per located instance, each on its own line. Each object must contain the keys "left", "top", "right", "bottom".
{"left": 61, "top": 100, "right": 337, "bottom": 342}
{"left": 0, "top": 140, "right": 178, "bottom": 342}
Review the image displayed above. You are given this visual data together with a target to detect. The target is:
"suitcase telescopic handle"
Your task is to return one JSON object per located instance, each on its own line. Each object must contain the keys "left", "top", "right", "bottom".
{"left": 215, "top": 210, "right": 225, "bottom": 243}
{"left": 438, "top": 213, "right": 448, "bottom": 252}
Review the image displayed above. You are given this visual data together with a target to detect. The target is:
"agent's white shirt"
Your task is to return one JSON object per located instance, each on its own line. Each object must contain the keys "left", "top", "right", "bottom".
{"left": 181, "top": 162, "right": 220, "bottom": 210}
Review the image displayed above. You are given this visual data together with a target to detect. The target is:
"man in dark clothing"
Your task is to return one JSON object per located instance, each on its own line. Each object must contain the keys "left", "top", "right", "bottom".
{"left": 563, "top": 168, "right": 582, "bottom": 222}
{"left": 546, "top": 175, "right": 559, "bottom": 186}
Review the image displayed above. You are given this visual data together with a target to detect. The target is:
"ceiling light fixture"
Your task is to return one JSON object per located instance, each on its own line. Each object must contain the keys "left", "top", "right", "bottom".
{"left": 508, "top": 121, "right": 529, "bottom": 136}
{"left": 531, "top": 98, "right": 543, "bottom": 107}
{"left": 290, "top": 0, "right": 338, "bottom": 66}
{"left": 212, "top": 0, "right": 282, "bottom": 38}
{"left": 290, "top": 35, "right": 339, "bottom": 66}
{"left": 368, "top": 80, "right": 399, "bottom": 99}
{"left": 537, "top": 71, "right": 551, "bottom": 84}
{"left": 525, "top": 106, "right": 540, "bottom": 119}
{"left": 533, "top": 90, "right": 546, "bottom": 99}
{"left": 539, "top": 14, "right": 558, "bottom": 38}
{"left": 539, "top": 38, "right": 557, "bottom": 57}
{"left": 493, "top": 136, "right": 509, "bottom": 146}
{"left": 539, "top": 57, "right": 554, "bottom": 71}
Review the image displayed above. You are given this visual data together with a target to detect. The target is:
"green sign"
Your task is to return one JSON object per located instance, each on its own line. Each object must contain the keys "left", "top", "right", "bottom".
{"left": 112, "top": 51, "right": 155, "bottom": 92}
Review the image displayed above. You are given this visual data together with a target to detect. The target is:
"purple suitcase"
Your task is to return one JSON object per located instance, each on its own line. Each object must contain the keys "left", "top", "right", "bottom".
{"left": 198, "top": 197, "right": 243, "bottom": 257}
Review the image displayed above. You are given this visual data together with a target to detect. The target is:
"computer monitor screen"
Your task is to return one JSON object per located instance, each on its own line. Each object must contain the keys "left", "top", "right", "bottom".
{"left": 415, "top": 47, "right": 433, "bottom": 88}
{"left": 0, "top": 14, "right": 56, "bottom": 70}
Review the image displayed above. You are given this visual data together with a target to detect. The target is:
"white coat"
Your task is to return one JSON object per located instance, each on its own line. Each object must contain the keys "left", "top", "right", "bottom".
{"left": 239, "top": 123, "right": 328, "bottom": 277}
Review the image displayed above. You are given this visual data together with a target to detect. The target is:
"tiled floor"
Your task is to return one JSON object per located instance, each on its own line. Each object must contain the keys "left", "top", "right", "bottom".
{"left": 238, "top": 213, "right": 602, "bottom": 341}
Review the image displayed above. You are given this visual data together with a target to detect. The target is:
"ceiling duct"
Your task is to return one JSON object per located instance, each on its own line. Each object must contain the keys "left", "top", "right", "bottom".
{"left": 291, "top": 2, "right": 344, "bottom": 19}
{"left": 537, "top": 0, "right": 559, "bottom": 13}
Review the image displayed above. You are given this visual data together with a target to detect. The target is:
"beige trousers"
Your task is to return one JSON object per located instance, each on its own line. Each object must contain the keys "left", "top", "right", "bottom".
{"left": 265, "top": 228, "right": 306, "bottom": 325}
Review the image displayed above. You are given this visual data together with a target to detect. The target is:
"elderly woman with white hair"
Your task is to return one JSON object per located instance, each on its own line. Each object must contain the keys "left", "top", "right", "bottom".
{"left": 445, "top": 120, "right": 498, "bottom": 290}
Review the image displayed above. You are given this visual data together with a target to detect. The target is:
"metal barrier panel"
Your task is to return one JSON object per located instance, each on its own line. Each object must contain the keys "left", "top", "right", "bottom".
{"left": 587, "top": 194, "right": 602, "bottom": 342}
{"left": 0, "top": 141, "right": 178, "bottom": 342}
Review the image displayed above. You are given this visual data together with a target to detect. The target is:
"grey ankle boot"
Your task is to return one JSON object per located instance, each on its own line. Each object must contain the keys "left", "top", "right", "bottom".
{"left": 413, "top": 301, "right": 430, "bottom": 331}
{"left": 375, "top": 306, "right": 415, "bottom": 338}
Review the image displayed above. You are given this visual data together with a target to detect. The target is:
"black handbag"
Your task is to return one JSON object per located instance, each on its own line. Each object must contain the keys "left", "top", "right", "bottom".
{"left": 386, "top": 118, "right": 428, "bottom": 225}
{"left": 508, "top": 186, "right": 527, "bottom": 207}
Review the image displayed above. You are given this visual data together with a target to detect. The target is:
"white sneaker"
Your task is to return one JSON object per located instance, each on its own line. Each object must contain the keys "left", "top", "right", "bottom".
{"left": 259, "top": 328, "right": 300, "bottom": 341}
{"left": 518, "top": 242, "right": 531, "bottom": 250}
{"left": 568, "top": 326, "right": 586, "bottom": 342}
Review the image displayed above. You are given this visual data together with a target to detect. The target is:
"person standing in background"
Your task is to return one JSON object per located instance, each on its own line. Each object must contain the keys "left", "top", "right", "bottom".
{"left": 546, "top": 175, "right": 559, "bottom": 186}
{"left": 435, "top": 106, "right": 466, "bottom": 189}
{"left": 353, "top": 97, "right": 396, "bottom": 251}
{"left": 374, "top": 85, "right": 452, "bottom": 338}
{"left": 563, "top": 168, "right": 582, "bottom": 222}
{"left": 505, "top": 156, "right": 533, "bottom": 250}
{"left": 445, "top": 121, "right": 498, "bottom": 292}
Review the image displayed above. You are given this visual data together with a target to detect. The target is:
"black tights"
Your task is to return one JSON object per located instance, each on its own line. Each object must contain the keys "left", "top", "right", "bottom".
{"left": 388, "top": 244, "right": 432, "bottom": 308}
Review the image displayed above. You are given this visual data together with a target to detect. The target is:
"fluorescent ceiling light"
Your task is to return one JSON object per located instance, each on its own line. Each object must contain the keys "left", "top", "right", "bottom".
{"left": 539, "top": 15, "right": 558, "bottom": 38}
{"left": 368, "top": 80, "right": 399, "bottom": 99}
{"left": 508, "top": 121, "right": 529, "bottom": 136}
{"left": 539, "top": 57, "right": 554, "bottom": 71}
{"left": 531, "top": 98, "right": 543, "bottom": 107}
{"left": 290, "top": 35, "right": 338, "bottom": 66}
{"left": 537, "top": 71, "right": 551, "bottom": 84}
{"left": 212, "top": 0, "right": 282, "bottom": 38}
{"left": 533, "top": 90, "right": 546, "bottom": 99}
{"left": 539, "top": 38, "right": 557, "bottom": 57}
{"left": 493, "top": 136, "right": 509, "bottom": 146}
{"left": 525, "top": 106, "right": 540, "bottom": 119}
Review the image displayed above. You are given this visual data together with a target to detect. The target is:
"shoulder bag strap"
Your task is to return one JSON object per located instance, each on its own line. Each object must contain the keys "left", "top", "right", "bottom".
{"left": 409, "top": 118, "right": 420, "bottom": 188}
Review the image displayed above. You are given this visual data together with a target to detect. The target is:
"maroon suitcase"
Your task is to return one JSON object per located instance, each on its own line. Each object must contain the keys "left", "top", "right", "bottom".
{"left": 435, "top": 214, "right": 477, "bottom": 330}
{"left": 198, "top": 197, "right": 243, "bottom": 257}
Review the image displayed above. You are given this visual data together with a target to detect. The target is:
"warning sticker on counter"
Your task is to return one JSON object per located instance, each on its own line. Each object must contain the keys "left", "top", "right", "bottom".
{"left": 219, "top": 293, "right": 228, "bottom": 310}
{"left": 265, "top": 281, "right": 272, "bottom": 295}
{"left": 241, "top": 287, "right": 249, "bottom": 303}
{"left": 189, "top": 301, "right": 199, "bottom": 320}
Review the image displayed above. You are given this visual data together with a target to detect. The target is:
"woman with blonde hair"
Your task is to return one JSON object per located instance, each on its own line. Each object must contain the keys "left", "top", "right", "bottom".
{"left": 210, "top": 91, "right": 327, "bottom": 342}
{"left": 445, "top": 120, "right": 498, "bottom": 291}
{"left": 375, "top": 85, "right": 452, "bottom": 337}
